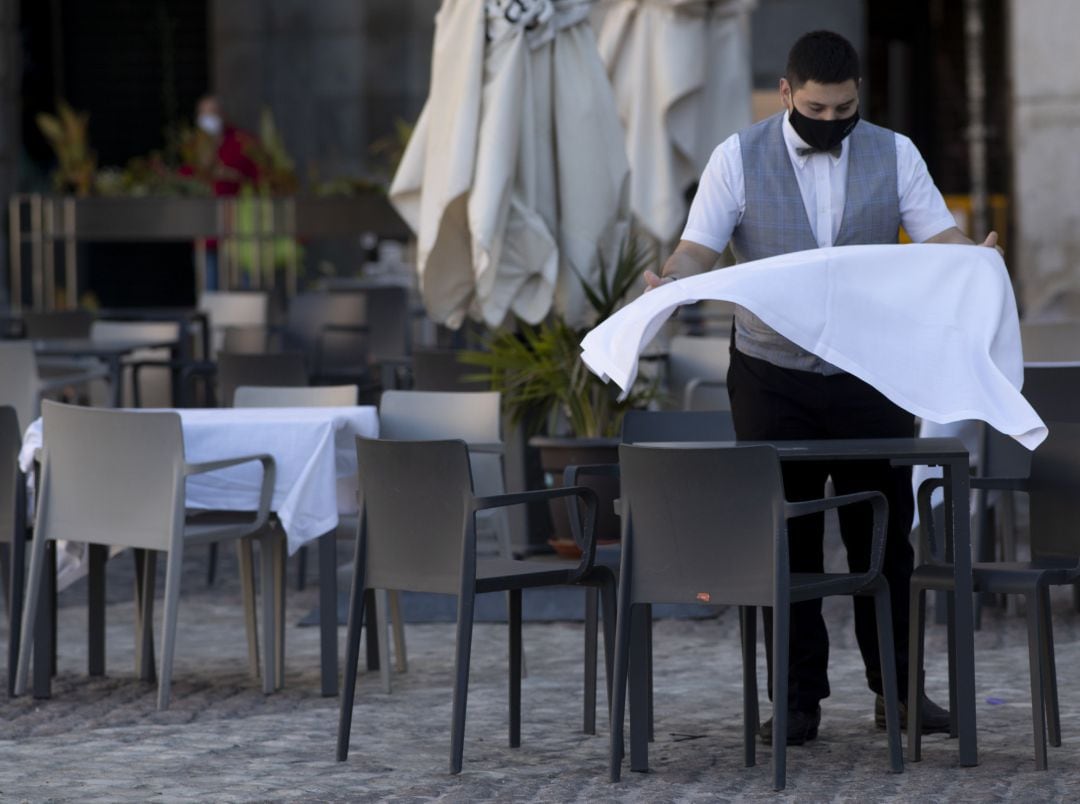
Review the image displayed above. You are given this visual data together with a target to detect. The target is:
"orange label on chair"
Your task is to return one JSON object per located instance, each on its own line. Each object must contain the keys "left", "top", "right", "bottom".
{"left": 696, "top": 592, "right": 711, "bottom": 603}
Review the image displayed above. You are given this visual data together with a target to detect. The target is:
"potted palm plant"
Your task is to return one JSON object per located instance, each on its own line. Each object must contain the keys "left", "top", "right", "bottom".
{"left": 460, "top": 237, "right": 661, "bottom": 552}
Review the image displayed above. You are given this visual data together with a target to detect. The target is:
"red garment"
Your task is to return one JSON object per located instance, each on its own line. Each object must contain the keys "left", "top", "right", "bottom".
{"left": 212, "top": 126, "right": 260, "bottom": 196}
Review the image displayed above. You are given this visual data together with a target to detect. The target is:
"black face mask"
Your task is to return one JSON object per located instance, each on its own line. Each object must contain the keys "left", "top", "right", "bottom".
{"left": 788, "top": 103, "right": 860, "bottom": 152}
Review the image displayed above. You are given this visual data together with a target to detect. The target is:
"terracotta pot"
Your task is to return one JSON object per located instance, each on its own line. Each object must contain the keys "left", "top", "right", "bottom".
{"left": 529, "top": 436, "right": 620, "bottom": 556}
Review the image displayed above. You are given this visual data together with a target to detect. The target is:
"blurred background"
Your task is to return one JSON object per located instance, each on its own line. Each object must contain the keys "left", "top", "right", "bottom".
{"left": 0, "top": 0, "right": 1075, "bottom": 316}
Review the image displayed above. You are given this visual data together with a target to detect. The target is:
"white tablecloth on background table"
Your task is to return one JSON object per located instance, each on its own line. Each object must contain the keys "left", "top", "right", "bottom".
{"left": 21, "top": 406, "right": 380, "bottom": 556}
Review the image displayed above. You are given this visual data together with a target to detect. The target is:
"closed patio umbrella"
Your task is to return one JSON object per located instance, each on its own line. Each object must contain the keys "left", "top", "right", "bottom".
{"left": 391, "top": 0, "right": 630, "bottom": 330}
{"left": 596, "top": 0, "right": 755, "bottom": 245}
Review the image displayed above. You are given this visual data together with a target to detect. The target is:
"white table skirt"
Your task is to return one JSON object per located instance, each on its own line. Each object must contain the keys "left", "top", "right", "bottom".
{"left": 21, "top": 406, "right": 379, "bottom": 555}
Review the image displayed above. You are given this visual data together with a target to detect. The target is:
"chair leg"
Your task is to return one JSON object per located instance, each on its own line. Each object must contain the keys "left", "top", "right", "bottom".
{"left": 273, "top": 533, "right": 286, "bottom": 689}
{"left": 87, "top": 543, "right": 107, "bottom": 677}
{"left": 1025, "top": 591, "right": 1049, "bottom": 770}
{"left": 374, "top": 589, "right": 392, "bottom": 694}
{"left": 236, "top": 539, "right": 260, "bottom": 680}
{"left": 645, "top": 604, "right": 655, "bottom": 742}
{"left": 628, "top": 605, "right": 650, "bottom": 773}
{"left": 134, "top": 549, "right": 157, "bottom": 682}
{"left": 599, "top": 577, "right": 617, "bottom": 722}
{"left": 257, "top": 536, "right": 277, "bottom": 695}
{"left": 945, "top": 590, "right": 959, "bottom": 738}
{"left": 739, "top": 605, "right": 758, "bottom": 768}
{"left": 5, "top": 525, "right": 26, "bottom": 698}
{"left": 296, "top": 543, "right": 307, "bottom": 591}
{"left": 206, "top": 542, "right": 217, "bottom": 587}
{"left": 772, "top": 604, "right": 789, "bottom": 792}
{"left": 34, "top": 541, "right": 56, "bottom": 697}
{"left": 509, "top": 588, "right": 522, "bottom": 748}
{"left": 1039, "top": 585, "right": 1061, "bottom": 747}
{"left": 907, "top": 583, "right": 927, "bottom": 761}
{"left": 584, "top": 586, "right": 599, "bottom": 735}
{"left": 13, "top": 531, "right": 48, "bottom": 697}
{"left": 336, "top": 555, "right": 368, "bottom": 762}
{"left": 450, "top": 590, "right": 476, "bottom": 774}
{"left": 871, "top": 584, "right": 904, "bottom": 773}
{"left": 156, "top": 548, "right": 185, "bottom": 710}
{"left": 389, "top": 590, "right": 407, "bottom": 673}
{"left": 609, "top": 600, "right": 634, "bottom": 782}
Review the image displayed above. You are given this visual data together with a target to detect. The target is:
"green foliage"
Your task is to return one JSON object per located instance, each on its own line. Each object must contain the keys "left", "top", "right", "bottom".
{"left": 36, "top": 101, "right": 97, "bottom": 196}
{"left": 460, "top": 237, "right": 659, "bottom": 438}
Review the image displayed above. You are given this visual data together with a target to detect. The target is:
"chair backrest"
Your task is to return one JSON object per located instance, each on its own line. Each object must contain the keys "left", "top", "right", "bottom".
{"left": 379, "top": 390, "right": 501, "bottom": 443}
{"left": 0, "top": 341, "right": 41, "bottom": 433}
{"left": 92, "top": 320, "right": 181, "bottom": 407}
{"left": 618, "top": 444, "right": 784, "bottom": 608}
{"left": 38, "top": 401, "right": 184, "bottom": 551}
{"left": 216, "top": 351, "right": 308, "bottom": 406}
{"left": 667, "top": 335, "right": 730, "bottom": 392}
{"left": 1020, "top": 321, "right": 1080, "bottom": 363}
{"left": 233, "top": 384, "right": 358, "bottom": 408}
{"left": 197, "top": 291, "right": 269, "bottom": 357}
{"left": 683, "top": 378, "right": 732, "bottom": 412}
{"left": 356, "top": 437, "right": 474, "bottom": 595}
{"left": 0, "top": 405, "right": 20, "bottom": 545}
{"left": 363, "top": 286, "right": 411, "bottom": 363}
{"left": 1022, "top": 364, "right": 1080, "bottom": 422}
{"left": 621, "top": 409, "right": 736, "bottom": 444}
{"left": 1028, "top": 420, "right": 1080, "bottom": 561}
{"left": 22, "top": 310, "right": 94, "bottom": 339}
{"left": 410, "top": 348, "right": 489, "bottom": 391}
{"left": 285, "top": 291, "right": 367, "bottom": 371}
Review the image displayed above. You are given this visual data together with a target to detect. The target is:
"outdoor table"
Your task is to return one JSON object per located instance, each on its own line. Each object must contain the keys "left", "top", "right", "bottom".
{"left": 20, "top": 404, "right": 379, "bottom": 698}
{"left": 32, "top": 336, "right": 181, "bottom": 408}
{"left": 636, "top": 436, "right": 978, "bottom": 767}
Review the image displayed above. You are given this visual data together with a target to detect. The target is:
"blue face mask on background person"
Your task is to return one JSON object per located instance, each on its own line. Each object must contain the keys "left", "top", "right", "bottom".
{"left": 788, "top": 104, "right": 860, "bottom": 153}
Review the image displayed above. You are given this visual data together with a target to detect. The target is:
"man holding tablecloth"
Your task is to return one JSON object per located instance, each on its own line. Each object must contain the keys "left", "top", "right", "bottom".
{"left": 644, "top": 30, "right": 1002, "bottom": 745}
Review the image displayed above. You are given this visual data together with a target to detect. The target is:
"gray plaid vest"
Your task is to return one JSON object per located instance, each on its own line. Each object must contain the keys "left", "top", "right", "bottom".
{"left": 729, "top": 112, "right": 900, "bottom": 374}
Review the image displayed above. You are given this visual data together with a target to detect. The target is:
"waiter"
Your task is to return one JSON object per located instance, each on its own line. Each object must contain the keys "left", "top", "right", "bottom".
{"left": 644, "top": 30, "right": 1001, "bottom": 746}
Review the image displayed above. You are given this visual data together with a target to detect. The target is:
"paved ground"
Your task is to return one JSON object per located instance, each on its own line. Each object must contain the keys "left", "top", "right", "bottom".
{"left": 2, "top": 541, "right": 1080, "bottom": 803}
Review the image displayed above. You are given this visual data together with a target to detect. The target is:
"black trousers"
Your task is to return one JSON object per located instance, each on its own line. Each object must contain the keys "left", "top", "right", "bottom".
{"left": 727, "top": 347, "right": 916, "bottom": 712}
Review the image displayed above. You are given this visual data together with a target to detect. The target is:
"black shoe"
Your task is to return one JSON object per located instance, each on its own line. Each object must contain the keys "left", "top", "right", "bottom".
{"left": 875, "top": 694, "right": 951, "bottom": 734}
{"left": 759, "top": 706, "right": 821, "bottom": 746}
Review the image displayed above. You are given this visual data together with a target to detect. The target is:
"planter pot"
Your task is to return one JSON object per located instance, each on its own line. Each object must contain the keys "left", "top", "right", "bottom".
{"left": 529, "top": 435, "right": 620, "bottom": 557}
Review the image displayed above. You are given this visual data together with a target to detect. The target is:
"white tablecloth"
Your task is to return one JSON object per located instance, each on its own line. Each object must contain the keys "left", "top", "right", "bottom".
{"left": 21, "top": 406, "right": 379, "bottom": 555}
{"left": 581, "top": 243, "right": 1046, "bottom": 449}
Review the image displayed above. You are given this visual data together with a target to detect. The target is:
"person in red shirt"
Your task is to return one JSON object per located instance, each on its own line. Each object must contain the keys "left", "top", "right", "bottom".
{"left": 182, "top": 95, "right": 262, "bottom": 288}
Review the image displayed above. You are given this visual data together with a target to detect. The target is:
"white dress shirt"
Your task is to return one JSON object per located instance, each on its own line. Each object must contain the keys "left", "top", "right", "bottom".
{"left": 682, "top": 111, "right": 959, "bottom": 253}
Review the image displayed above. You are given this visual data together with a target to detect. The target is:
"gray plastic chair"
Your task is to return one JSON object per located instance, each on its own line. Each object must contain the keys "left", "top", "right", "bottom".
{"left": 911, "top": 419, "right": 1080, "bottom": 770}
{"left": 22, "top": 310, "right": 95, "bottom": 339}
{"left": 13, "top": 401, "right": 279, "bottom": 709}
{"left": 1020, "top": 321, "right": 1080, "bottom": 362}
{"left": 372, "top": 390, "right": 509, "bottom": 692}
{"left": 0, "top": 340, "right": 111, "bottom": 432}
{"left": 666, "top": 335, "right": 731, "bottom": 411}
{"left": 197, "top": 290, "right": 270, "bottom": 358}
{"left": 233, "top": 384, "right": 358, "bottom": 408}
{"left": 410, "top": 348, "right": 488, "bottom": 392}
{"left": 612, "top": 443, "right": 902, "bottom": 791}
{"left": 1, "top": 405, "right": 28, "bottom": 697}
{"left": 216, "top": 351, "right": 308, "bottom": 407}
{"left": 336, "top": 437, "right": 615, "bottom": 774}
{"left": 91, "top": 320, "right": 181, "bottom": 408}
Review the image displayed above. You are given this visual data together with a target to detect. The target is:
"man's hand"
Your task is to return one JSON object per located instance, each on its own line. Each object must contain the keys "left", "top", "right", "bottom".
{"left": 981, "top": 230, "right": 1005, "bottom": 257}
{"left": 643, "top": 270, "right": 676, "bottom": 291}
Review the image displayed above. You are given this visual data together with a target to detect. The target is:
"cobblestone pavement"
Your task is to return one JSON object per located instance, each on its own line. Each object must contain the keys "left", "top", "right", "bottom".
{"left": 2, "top": 543, "right": 1080, "bottom": 803}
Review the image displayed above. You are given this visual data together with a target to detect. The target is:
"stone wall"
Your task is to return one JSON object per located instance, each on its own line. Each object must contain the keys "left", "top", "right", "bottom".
{"left": 211, "top": 0, "right": 439, "bottom": 183}
{"left": 1010, "top": 0, "right": 1080, "bottom": 317}
{"left": 0, "top": 0, "right": 17, "bottom": 305}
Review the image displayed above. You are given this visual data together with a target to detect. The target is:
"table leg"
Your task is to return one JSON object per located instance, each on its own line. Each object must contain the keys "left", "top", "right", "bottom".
{"left": 318, "top": 531, "right": 338, "bottom": 697}
{"left": 945, "top": 459, "right": 978, "bottom": 766}
{"left": 108, "top": 355, "right": 124, "bottom": 408}
{"left": 87, "top": 543, "right": 107, "bottom": 676}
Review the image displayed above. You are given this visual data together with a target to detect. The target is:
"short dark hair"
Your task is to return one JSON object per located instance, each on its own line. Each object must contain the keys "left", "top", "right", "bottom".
{"left": 786, "top": 30, "right": 860, "bottom": 89}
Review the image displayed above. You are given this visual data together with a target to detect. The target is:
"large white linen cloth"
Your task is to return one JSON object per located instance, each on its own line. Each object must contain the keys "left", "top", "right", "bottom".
{"left": 580, "top": 243, "right": 1047, "bottom": 449}
{"left": 391, "top": 0, "right": 629, "bottom": 329}
{"left": 21, "top": 406, "right": 380, "bottom": 556}
{"left": 597, "top": 0, "right": 755, "bottom": 244}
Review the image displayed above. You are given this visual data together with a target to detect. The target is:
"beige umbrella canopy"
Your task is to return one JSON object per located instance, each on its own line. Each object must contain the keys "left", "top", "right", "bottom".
{"left": 391, "top": 0, "right": 630, "bottom": 330}
{"left": 596, "top": 0, "right": 756, "bottom": 245}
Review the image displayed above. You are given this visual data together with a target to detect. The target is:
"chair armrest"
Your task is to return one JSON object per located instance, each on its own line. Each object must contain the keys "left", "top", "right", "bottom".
{"left": 185, "top": 453, "right": 276, "bottom": 532}
{"left": 563, "top": 462, "right": 620, "bottom": 486}
{"left": 787, "top": 490, "right": 889, "bottom": 577}
{"left": 472, "top": 485, "right": 600, "bottom": 576}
